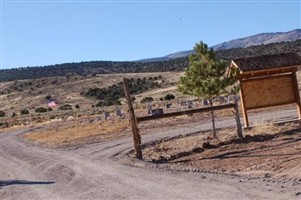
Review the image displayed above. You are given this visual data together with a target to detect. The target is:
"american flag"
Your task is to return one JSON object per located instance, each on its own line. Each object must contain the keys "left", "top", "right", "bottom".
{"left": 47, "top": 100, "right": 57, "bottom": 107}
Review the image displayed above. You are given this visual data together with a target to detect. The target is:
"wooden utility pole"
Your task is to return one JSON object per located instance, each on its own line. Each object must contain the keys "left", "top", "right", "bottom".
{"left": 123, "top": 78, "right": 142, "bottom": 159}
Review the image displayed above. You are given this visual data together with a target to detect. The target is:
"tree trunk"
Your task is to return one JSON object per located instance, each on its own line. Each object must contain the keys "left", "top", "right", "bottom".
{"left": 234, "top": 95, "right": 244, "bottom": 141}
{"left": 209, "top": 99, "right": 217, "bottom": 139}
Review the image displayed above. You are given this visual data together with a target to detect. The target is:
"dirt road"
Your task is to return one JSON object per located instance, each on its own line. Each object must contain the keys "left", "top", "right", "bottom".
{"left": 1, "top": 110, "right": 300, "bottom": 199}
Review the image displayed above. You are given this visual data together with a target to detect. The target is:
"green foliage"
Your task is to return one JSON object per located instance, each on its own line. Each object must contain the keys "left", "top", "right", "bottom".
{"left": 164, "top": 94, "right": 175, "bottom": 101}
{"left": 35, "top": 107, "right": 48, "bottom": 113}
{"left": 0, "top": 110, "right": 5, "bottom": 117}
{"left": 20, "top": 109, "right": 29, "bottom": 115}
{"left": 140, "top": 96, "right": 154, "bottom": 103}
{"left": 83, "top": 77, "right": 160, "bottom": 106}
{"left": 0, "top": 40, "right": 300, "bottom": 82}
{"left": 58, "top": 104, "right": 73, "bottom": 110}
{"left": 95, "top": 98, "right": 121, "bottom": 107}
{"left": 178, "top": 41, "right": 239, "bottom": 139}
{"left": 179, "top": 41, "right": 232, "bottom": 100}
{"left": 131, "top": 96, "right": 136, "bottom": 102}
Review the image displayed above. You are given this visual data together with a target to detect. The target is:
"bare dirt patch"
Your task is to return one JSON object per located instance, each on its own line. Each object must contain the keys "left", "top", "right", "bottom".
{"left": 141, "top": 121, "right": 301, "bottom": 180}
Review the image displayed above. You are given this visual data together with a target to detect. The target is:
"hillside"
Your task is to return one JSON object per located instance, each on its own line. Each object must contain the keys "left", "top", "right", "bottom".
{"left": 1, "top": 39, "right": 300, "bottom": 83}
{"left": 212, "top": 29, "right": 301, "bottom": 50}
{"left": 139, "top": 29, "right": 301, "bottom": 61}
{"left": 0, "top": 72, "right": 183, "bottom": 124}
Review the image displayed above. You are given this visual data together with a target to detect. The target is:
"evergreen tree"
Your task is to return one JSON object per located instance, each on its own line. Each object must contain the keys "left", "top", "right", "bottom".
{"left": 179, "top": 41, "right": 232, "bottom": 139}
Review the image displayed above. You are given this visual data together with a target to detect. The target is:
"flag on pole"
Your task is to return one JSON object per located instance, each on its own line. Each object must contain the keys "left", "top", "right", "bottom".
{"left": 47, "top": 100, "right": 57, "bottom": 107}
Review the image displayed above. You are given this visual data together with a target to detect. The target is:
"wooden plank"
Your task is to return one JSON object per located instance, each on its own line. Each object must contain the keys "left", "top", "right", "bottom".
{"left": 292, "top": 71, "right": 301, "bottom": 118}
{"left": 239, "top": 66, "right": 298, "bottom": 79}
{"left": 239, "top": 82, "right": 249, "bottom": 128}
{"left": 241, "top": 74, "right": 296, "bottom": 110}
{"left": 245, "top": 102, "right": 296, "bottom": 110}
{"left": 123, "top": 78, "right": 142, "bottom": 160}
{"left": 137, "top": 104, "right": 235, "bottom": 123}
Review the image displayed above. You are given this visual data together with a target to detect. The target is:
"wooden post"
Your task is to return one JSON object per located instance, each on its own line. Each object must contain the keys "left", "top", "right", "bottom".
{"left": 239, "top": 81, "right": 250, "bottom": 128}
{"left": 234, "top": 94, "right": 244, "bottom": 140}
{"left": 292, "top": 71, "right": 301, "bottom": 119}
{"left": 123, "top": 78, "right": 142, "bottom": 159}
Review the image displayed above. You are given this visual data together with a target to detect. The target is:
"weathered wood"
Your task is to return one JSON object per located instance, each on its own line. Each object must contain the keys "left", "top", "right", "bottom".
{"left": 123, "top": 78, "right": 142, "bottom": 159}
{"left": 239, "top": 81, "right": 249, "bottom": 128}
{"left": 234, "top": 95, "right": 244, "bottom": 140}
{"left": 239, "top": 66, "right": 298, "bottom": 79}
{"left": 241, "top": 74, "right": 296, "bottom": 110}
{"left": 231, "top": 54, "right": 301, "bottom": 127}
{"left": 292, "top": 71, "right": 301, "bottom": 119}
{"left": 137, "top": 104, "right": 235, "bottom": 123}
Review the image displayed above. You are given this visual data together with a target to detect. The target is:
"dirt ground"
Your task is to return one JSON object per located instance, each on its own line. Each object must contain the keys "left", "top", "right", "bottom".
{"left": 1, "top": 114, "right": 301, "bottom": 199}
{"left": 141, "top": 121, "right": 301, "bottom": 181}
{"left": 20, "top": 113, "right": 301, "bottom": 183}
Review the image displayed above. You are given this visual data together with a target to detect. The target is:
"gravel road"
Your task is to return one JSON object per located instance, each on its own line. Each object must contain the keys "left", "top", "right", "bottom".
{"left": 1, "top": 108, "right": 300, "bottom": 200}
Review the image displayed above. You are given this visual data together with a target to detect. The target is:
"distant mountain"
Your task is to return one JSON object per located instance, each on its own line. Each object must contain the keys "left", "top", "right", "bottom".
{"left": 138, "top": 50, "right": 192, "bottom": 62}
{"left": 138, "top": 29, "right": 301, "bottom": 62}
{"left": 1, "top": 39, "right": 300, "bottom": 82}
{"left": 212, "top": 29, "right": 301, "bottom": 50}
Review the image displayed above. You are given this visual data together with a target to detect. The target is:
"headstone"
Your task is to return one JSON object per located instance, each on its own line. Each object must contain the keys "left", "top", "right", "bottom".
{"left": 104, "top": 111, "right": 110, "bottom": 120}
{"left": 147, "top": 103, "right": 152, "bottom": 115}
{"left": 116, "top": 109, "right": 123, "bottom": 117}
{"left": 203, "top": 99, "right": 209, "bottom": 106}
{"left": 152, "top": 108, "right": 164, "bottom": 116}
{"left": 66, "top": 116, "right": 74, "bottom": 121}
{"left": 166, "top": 103, "right": 172, "bottom": 109}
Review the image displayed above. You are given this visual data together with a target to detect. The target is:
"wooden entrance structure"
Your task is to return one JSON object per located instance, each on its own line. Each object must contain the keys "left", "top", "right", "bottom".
{"left": 230, "top": 53, "right": 301, "bottom": 128}
{"left": 123, "top": 78, "right": 236, "bottom": 159}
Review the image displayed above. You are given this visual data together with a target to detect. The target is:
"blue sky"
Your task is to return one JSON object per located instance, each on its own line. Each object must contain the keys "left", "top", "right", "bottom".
{"left": 0, "top": 0, "right": 300, "bottom": 69}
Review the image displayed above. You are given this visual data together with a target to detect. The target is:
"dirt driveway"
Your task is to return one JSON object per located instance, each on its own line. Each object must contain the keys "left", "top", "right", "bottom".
{"left": 1, "top": 113, "right": 301, "bottom": 199}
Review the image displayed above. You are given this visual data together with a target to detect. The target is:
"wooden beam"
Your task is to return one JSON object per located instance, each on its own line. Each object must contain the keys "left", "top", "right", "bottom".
{"left": 137, "top": 104, "right": 235, "bottom": 123}
{"left": 123, "top": 78, "right": 142, "bottom": 160}
{"left": 239, "top": 66, "right": 298, "bottom": 79}
{"left": 292, "top": 71, "right": 301, "bottom": 119}
{"left": 239, "top": 82, "right": 249, "bottom": 128}
{"left": 239, "top": 73, "right": 293, "bottom": 83}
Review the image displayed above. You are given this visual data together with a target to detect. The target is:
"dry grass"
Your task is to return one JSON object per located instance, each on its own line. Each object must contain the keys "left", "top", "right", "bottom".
{"left": 0, "top": 72, "right": 182, "bottom": 117}
{"left": 24, "top": 119, "right": 130, "bottom": 147}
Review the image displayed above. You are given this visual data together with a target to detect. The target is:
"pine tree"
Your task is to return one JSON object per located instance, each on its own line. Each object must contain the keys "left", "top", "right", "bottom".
{"left": 179, "top": 41, "right": 234, "bottom": 139}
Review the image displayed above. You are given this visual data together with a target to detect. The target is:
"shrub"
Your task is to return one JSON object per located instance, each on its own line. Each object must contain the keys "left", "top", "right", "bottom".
{"left": 164, "top": 94, "right": 175, "bottom": 101}
{"left": 140, "top": 96, "right": 154, "bottom": 104}
{"left": 131, "top": 96, "right": 136, "bottom": 102}
{"left": 75, "top": 104, "right": 80, "bottom": 109}
{"left": 11, "top": 112, "right": 17, "bottom": 117}
{"left": 45, "top": 95, "right": 52, "bottom": 100}
{"left": 95, "top": 98, "right": 121, "bottom": 107}
{"left": 20, "top": 109, "right": 29, "bottom": 115}
{"left": 0, "top": 111, "right": 5, "bottom": 117}
{"left": 58, "top": 104, "right": 73, "bottom": 110}
{"left": 35, "top": 107, "right": 48, "bottom": 113}
{"left": 47, "top": 107, "right": 53, "bottom": 111}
